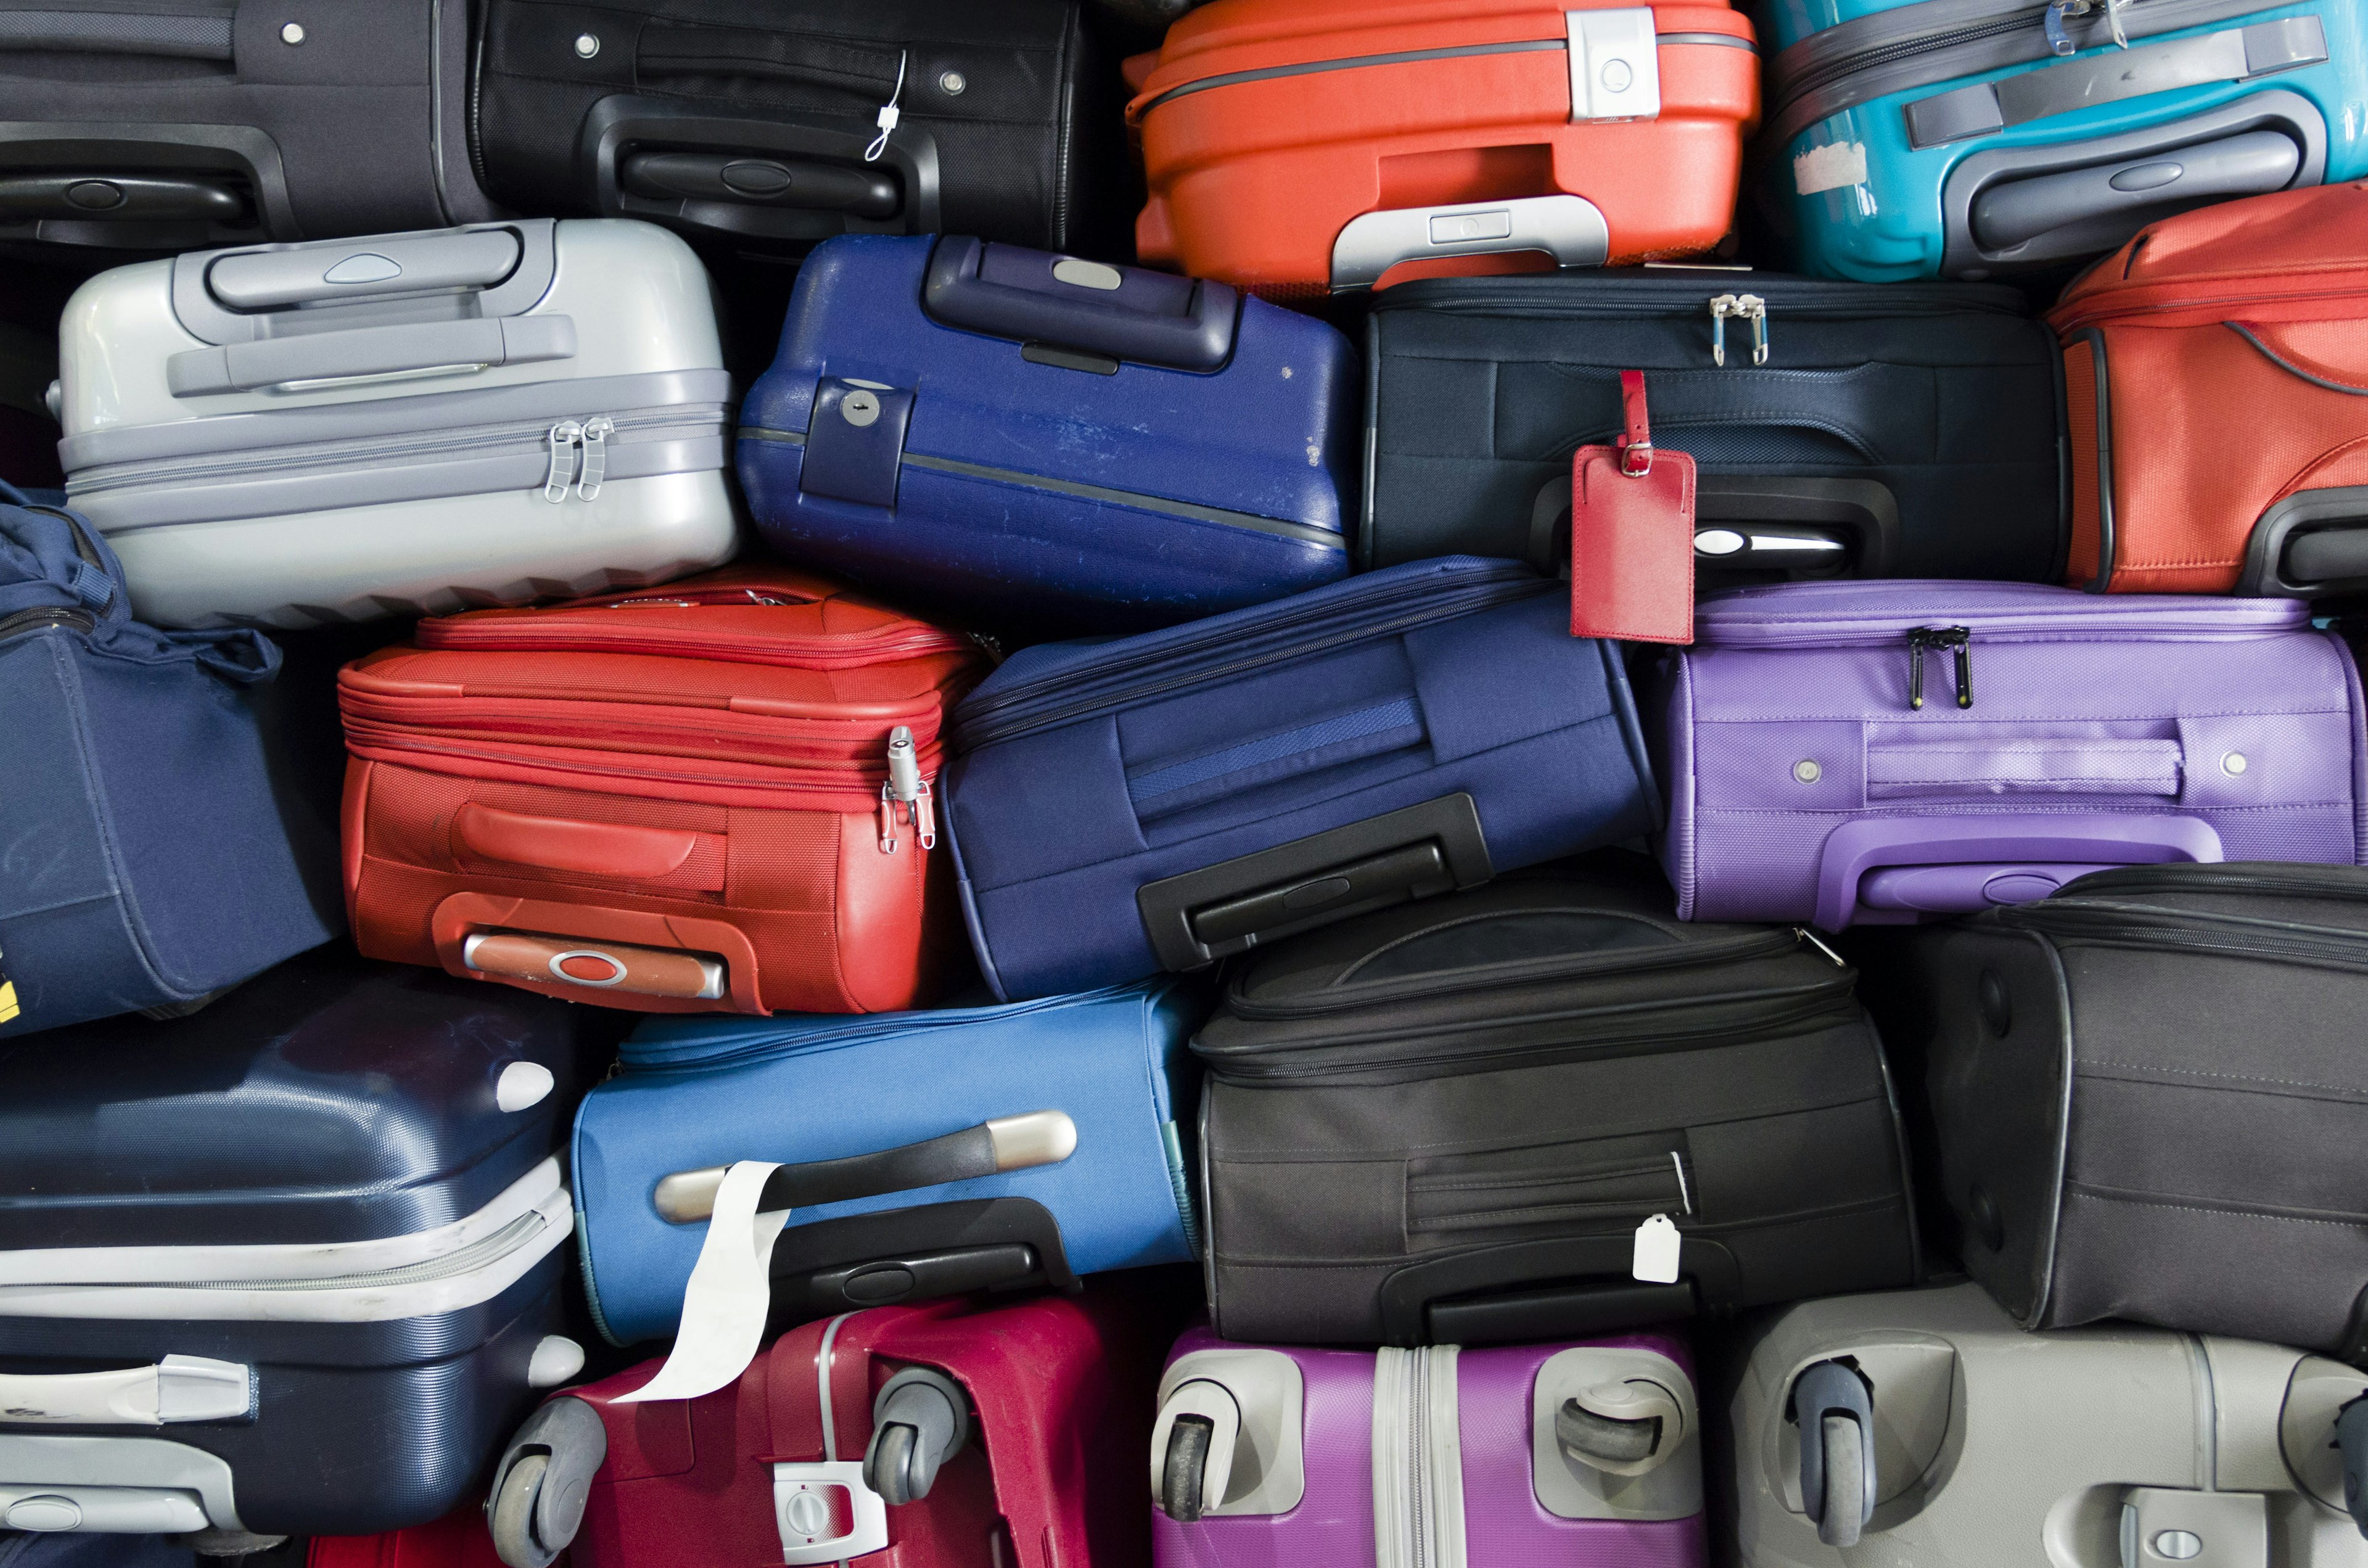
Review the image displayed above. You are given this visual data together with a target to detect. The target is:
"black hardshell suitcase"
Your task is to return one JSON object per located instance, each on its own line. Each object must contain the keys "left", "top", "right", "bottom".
{"left": 1188, "top": 860, "right": 1921, "bottom": 1347}
{"left": 0, "top": 0, "right": 496, "bottom": 259}
{"left": 1363, "top": 271, "right": 2066, "bottom": 586}
{"left": 0, "top": 949, "right": 620, "bottom": 1542}
{"left": 1875, "top": 863, "right": 2368, "bottom": 1360}
{"left": 467, "top": 0, "right": 1121, "bottom": 258}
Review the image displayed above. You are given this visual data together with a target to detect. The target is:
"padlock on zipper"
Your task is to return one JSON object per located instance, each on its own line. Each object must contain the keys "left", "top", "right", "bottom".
{"left": 879, "top": 725, "right": 937, "bottom": 854}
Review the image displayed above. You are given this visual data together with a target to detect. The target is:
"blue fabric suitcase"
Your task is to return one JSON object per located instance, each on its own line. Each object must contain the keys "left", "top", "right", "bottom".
{"left": 737, "top": 232, "right": 1357, "bottom": 631}
{"left": 1759, "top": 0, "right": 2368, "bottom": 279}
{"left": 942, "top": 557, "right": 1662, "bottom": 1001}
{"left": 571, "top": 979, "right": 1206, "bottom": 1347}
{"left": 0, "top": 482, "right": 337, "bottom": 1035}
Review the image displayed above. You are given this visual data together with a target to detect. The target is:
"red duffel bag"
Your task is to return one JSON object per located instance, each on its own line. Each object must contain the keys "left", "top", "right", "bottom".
{"left": 337, "top": 566, "right": 987, "bottom": 1016}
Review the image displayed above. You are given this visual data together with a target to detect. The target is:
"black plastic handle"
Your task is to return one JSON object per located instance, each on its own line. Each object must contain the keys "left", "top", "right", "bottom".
{"left": 923, "top": 236, "right": 1238, "bottom": 373}
{"left": 0, "top": 173, "right": 242, "bottom": 223}
{"left": 1374, "top": 1233, "right": 1743, "bottom": 1347}
{"left": 1969, "top": 129, "right": 2300, "bottom": 252}
{"left": 618, "top": 151, "right": 899, "bottom": 219}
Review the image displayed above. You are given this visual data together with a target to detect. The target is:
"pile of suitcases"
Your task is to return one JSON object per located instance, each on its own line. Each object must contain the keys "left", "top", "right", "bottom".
{"left": 6, "top": 0, "right": 2368, "bottom": 1564}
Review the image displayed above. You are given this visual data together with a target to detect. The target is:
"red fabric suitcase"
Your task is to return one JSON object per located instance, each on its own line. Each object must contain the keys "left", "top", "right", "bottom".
{"left": 310, "top": 1509, "right": 512, "bottom": 1568}
{"left": 1125, "top": 0, "right": 1759, "bottom": 297}
{"left": 2050, "top": 183, "right": 2368, "bottom": 596}
{"left": 484, "top": 1293, "right": 1160, "bottom": 1568}
{"left": 337, "top": 567, "right": 986, "bottom": 1016}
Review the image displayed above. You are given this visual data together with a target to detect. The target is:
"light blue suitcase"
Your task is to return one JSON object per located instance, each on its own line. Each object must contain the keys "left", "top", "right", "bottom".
{"left": 570, "top": 980, "right": 1206, "bottom": 1345}
{"left": 1759, "top": 0, "right": 2368, "bottom": 279}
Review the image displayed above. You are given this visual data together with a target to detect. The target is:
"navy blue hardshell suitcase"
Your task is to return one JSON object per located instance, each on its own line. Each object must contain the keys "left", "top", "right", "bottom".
{"left": 942, "top": 557, "right": 1662, "bottom": 999}
{"left": 0, "top": 950, "right": 618, "bottom": 1541}
{"left": 0, "top": 482, "right": 337, "bottom": 1034}
{"left": 738, "top": 233, "right": 1358, "bottom": 631}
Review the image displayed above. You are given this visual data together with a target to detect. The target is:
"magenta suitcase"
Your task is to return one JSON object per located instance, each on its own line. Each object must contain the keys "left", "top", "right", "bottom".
{"left": 1148, "top": 1328, "right": 1704, "bottom": 1567}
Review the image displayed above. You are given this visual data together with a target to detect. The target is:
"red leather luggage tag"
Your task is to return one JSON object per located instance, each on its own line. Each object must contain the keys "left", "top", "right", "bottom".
{"left": 1570, "top": 371, "right": 1695, "bottom": 644}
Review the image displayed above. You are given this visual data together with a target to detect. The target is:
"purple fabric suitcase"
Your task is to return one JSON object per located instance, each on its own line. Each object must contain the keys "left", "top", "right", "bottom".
{"left": 1650, "top": 581, "right": 2368, "bottom": 928}
{"left": 1149, "top": 1328, "right": 1704, "bottom": 1567}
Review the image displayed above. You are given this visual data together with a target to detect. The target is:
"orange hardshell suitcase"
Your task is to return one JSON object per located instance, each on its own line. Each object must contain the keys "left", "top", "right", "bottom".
{"left": 337, "top": 567, "right": 986, "bottom": 1017}
{"left": 2052, "top": 183, "right": 2368, "bottom": 596}
{"left": 1125, "top": 0, "right": 1759, "bottom": 297}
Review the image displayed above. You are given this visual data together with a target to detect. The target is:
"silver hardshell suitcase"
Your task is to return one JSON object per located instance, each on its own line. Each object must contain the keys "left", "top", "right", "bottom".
{"left": 1729, "top": 1282, "right": 2368, "bottom": 1566}
{"left": 52, "top": 218, "right": 739, "bottom": 628}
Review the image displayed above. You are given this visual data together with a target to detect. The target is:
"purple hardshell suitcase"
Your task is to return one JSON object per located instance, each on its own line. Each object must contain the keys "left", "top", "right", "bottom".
{"left": 1148, "top": 1328, "right": 1704, "bottom": 1567}
{"left": 1650, "top": 581, "right": 2368, "bottom": 928}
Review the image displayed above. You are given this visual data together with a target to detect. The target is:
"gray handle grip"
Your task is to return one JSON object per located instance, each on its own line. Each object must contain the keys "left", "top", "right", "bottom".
{"left": 205, "top": 228, "right": 524, "bottom": 310}
{"left": 165, "top": 316, "right": 577, "bottom": 397}
{"left": 1330, "top": 195, "right": 1610, "bottom": 290}
{"left": 1970, "top": 129, "right": 2300, "bottom": 251}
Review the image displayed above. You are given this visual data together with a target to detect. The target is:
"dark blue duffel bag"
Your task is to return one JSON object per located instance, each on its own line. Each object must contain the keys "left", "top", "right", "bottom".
{"left": 942, "top": 557, "right": 1661, "bottom": 999}
{"left": 0, "top": 480, "right": 337, "bottom": 1033}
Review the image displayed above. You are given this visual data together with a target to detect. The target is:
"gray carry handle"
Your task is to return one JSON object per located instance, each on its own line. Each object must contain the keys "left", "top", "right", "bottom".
{"left": 650, "top": 1110, "right": 1079, "bottom": 1223}
{"left": 2338, "top": 1394, "right": 2368, "bottom": 1539}
{"left": 165, "top": 316, "right": 577, "bottom": 396}
{"left": 1970, "top": 128, "right": 2300, "bottom": 251}
{"left": 485, "top": 1396, "right": 608, "bottom": 1568}
{"left": 0, "top": 173, "right": 242, "bottom": 223}
{"left": 862, "top": 1368, "right": 972, "bottom": 1505}
{"left": 1330, "top": 194, "right": 1611, "bottom": 290}
{"left": 619, "top": 151, "right": 901, "bottom": 218}
{"left": 1792, "top": 1359, "right": 1877, "bottom": 1548}
{"left": 204, "top": 228, "right": 524, "bottom": 310}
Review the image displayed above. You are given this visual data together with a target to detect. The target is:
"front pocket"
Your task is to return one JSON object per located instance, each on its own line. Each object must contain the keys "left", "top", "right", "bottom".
{"left": 1407, "top": 1132, "right": 1692, "bottom": 1242}
{"left": 1124, "top": 695, "right": 1426, "bottom": 820}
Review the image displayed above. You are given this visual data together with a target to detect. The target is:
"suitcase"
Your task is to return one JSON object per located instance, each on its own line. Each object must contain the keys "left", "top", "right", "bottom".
{"left": 1363, "top": 270, "right": 2065, "bottom": 582}
{"left": 1757, "top": 0, "right": 2368, "bottom": 281}
{"left": 481, "top": 1291, "right": 1163, "bottom": 1568}
{"left": 0, "top": 949, "right": 614, "bottom": 1541}
{"left": 1189, "top": 863, "right": 1918, "bottom": 1347}
{"left": 738, "top": 234, "right": 1357, "bottom": 632}
{"left": 337, "top": 565, "right": 985, "bottom": 1018}
{"left": 570, "top": 977, "right": 1202, "bottom": 1348}
{"left": 1869, "top": 862, "right": 2368, "bottom": 1358}
{"left": 467, "top": 0, "right": 1120, "bottom": 260}
{"left": 310, "top": 1509, "right": 506, "bottom": 1568}
{"left": 2050, "top": 183, "right": 2368, "bottom": 595}
{"left": 0, "top": 0, "right": 495, "bottom": 261}
{"left": 0, "top": 1537, "right": 206, "bottom": 1566}
{"left": 1729, "top": 1281, "right": 2368, "bottom": 1564}
{"left": 53, "top": 218, "right": 739, "bottom": 631}
{"left": 1649, "top": 580, "right": 2368, "bottom": 928}
{"left": 0, "top": 482, "right": 338, "bottom": 1035}
{"left": 1149, "top": 1326, "right": 1706, "bottom": 1566}
{"left": 944, "top": 556, "right": 1663, "bottom": 1000}
{"left": 1124, "top": 0, "right": 1761, "bottom": 297}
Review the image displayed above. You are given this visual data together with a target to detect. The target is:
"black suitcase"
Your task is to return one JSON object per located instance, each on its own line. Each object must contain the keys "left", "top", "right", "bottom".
{"left": 1362, "top": 271, "right": 2066, "bottom": 586}
{"left": 1188, "top": 861, "right": 1921, "bottom": 1346}
{"left": 0, "top": 0, "right": 495, "bottom": 259}
{"left": 467, "top": 0, "right": 1122, "bottom": 258}
{"left": 1871, "top": 863, "right": 2368, "bottom": 1361}
{"left": 0, "top": 949, "right": 620, "bottom": 1541}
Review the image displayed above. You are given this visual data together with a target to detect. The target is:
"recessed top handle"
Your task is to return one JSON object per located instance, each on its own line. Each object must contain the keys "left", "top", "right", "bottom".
{"left": 206, "top": 228, "right": 524, "bottom": 311}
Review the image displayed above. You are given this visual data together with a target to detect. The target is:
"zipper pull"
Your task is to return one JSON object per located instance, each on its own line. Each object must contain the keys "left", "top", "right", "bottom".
{"left": 1795, "top": 927, "right": 1848, "bottom": 966}
{"left": 543, "top": 421, "right": 582, "bottom": 503}
{"left": 1907, "top": 627, "right": 1973, "bottom": 710}
{"left": 1709, "top": 294, "right": 1769, "bottom": 366}
{"left": 880, "top": 725, "right": 933, "bottom": 853}
{"left": 575, "top": 416, "right": 612, "bottom": 501}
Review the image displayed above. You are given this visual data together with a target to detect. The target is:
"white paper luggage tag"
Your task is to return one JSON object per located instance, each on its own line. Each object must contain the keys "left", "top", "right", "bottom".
{"left": 1632, "top": 1153, "right": 1693, "bottom": 1285}
{"left": 612, "top": 1160, "right": 789, "bottom": 1404}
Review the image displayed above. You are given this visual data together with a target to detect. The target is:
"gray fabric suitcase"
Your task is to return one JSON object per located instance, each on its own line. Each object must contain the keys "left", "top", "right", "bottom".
{"left": 0, "top": 0, "right": 496, "bottom": 259}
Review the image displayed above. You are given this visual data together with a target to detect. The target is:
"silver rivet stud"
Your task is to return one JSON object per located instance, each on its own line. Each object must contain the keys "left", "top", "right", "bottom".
{"left": 2223, "top": 751, "right": 2249, "bottom": 776}
{"left": 280, "top": 21, "right": 305, "bottom": 44}
{"left": 939, "top": 70, "right": 967, "bottom": 95}
{"left": 1794, "top": 759, "right": 1822, "bottom": 784}
{"left": 574, "top": 31, "right": 600, "bottom": 59}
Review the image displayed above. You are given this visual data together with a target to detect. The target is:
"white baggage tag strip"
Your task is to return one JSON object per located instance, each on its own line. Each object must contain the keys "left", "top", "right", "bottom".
{"left": 1793, "top": 141, "right": 1869, "bottom": 197}
{"left": 1632, "top": 1214, "right": 1683, "bottom": 1284}
{"left": 612, "top": 1160, "right": 789, "bottom": 1404}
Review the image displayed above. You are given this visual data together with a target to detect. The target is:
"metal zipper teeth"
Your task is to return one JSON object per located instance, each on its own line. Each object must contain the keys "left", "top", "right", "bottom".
{"left": 1225, "top": 926, "right": 1810, "bottom": 1019}
{"left": 2001, "top": 901, "right": 2368, "bottom": 969}
{"left": 1204, "top": 983, "right": 1860, "bottom": 1082}
{"left": 0, "top": 607, "right": 94, "bottom": 642}
{"left": 954, "top": 570, "right": 1549, "bottom": 751}
{"left": 1408, "top": 1349, "right": 1431, "bottom": 1568}
{"left": 1696, "top": 612, "right": 2303, "bottom": 647}
{"left": 140, "top": 1209, "right": 549, "bottom": 1294}
{"left": 345, "top": 730, "right": 913, "bottom": 798}
{"left": 67, "top": 406, "right": 729, "bottom": 496}
{"left": 1379, "top": 280, "right": 2029, "bottom": 319}
{"left": 1773, "top": 7, "right": 2040, "bottom": 115}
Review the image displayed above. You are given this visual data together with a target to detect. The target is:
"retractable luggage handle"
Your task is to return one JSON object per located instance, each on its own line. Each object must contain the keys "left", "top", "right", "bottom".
{"left": 0, "top": 1357, "right": 252, "bottom": 1427}
{"left": 652, "top": 1110, "right": 1079, "bottom": 1223}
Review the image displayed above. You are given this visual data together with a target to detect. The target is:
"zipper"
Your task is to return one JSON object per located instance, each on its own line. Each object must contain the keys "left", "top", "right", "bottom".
{"left": 339, "top": 726, "right": 927, "bottom": 805}
{"left": 2056, "top": 283, "right": 2368, "bottom": 335}
{"left": 1373, "top": 1345, "right": 1460, "bottom": 1568}
{"left": 2002, "top": 898, "right": 2368, "bottom": 972}
{"left": 617, "top": 982, "right": 1168, "bottom": 1071}
{"left": 1711, "top": 293, "right": 1769, "bottom": 367}
{"left": 1378, "top": 275, "right": 2029, "bottom": 320}
{"left": 1695, "top": 596, "right": 2305, "bottom": 647}
{"left": 0, "top": 607, "right": 94, "bottom": 642}
{"left": 878, "top": 725, "right": 937, "bottom": 854}
{"left": 413, "top": 597, "right": 976, "bottom": 667}
{"left": 2029, "top": 864, "right": 2368, "bottom": 901}
{"left": 953, "top": 563, "right": 1549, "bottom": 753}
{"left": 543, "top": 414, "right": 614, "bottom": 502}
{"left": 1907, "top": 626, "right": 1974, "bottom": 710}
{"left": 1771, "top": 0, "right": 2136, "bottom": 120}
{"left": 175, "top": 1209, "right": 550, "bottom": 1293}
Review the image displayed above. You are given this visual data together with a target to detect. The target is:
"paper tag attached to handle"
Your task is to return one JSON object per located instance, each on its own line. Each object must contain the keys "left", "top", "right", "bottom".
{"left": 1632, "top": 1213, "right": 1682, "bottom": 1284}
{"left": 1571, "top": 370, "right": 1695, "bottom": 645}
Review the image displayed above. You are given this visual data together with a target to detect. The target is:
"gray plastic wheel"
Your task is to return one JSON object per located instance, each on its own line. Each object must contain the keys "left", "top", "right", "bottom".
{"left": 1162, "top": 1416, "right": 1214, "bottom": 1524}
{"left": 490, "top": 1451, "right": 551, "bottom": 1568}
{"left": 873, "top": 1422, "right": 920, "bottom": 1506}
{"left": 1819, "top": 1416, "right": 1867, "bottom": 1550}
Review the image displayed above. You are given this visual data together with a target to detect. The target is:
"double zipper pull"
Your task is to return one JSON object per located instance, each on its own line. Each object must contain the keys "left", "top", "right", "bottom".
{"left": 879, "top": 724, "right": 937, "bottom": 853}
{"left": 1617, "top": 368, "right": 1654, "bottom": 476}
{"left": 1709, "top": 294, "right": 1768, "bottom": 367}
{"left": 1907, "top": 626, "right": 1973, "bottom": 711}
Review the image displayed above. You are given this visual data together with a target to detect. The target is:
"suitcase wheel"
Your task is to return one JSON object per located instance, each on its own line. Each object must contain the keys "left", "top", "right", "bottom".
{"left": 2338, "top": 1394, "right": 2368, "bottom": 1539}
{"left": 1790, "top": 1358, "right": 1877, "bottom": 1550}
{"left": 1160, "top": 1416, "right": 1214, "bottom": 1524}
{"left": 863, "top": 1367, "right": 971, "bottom": 1506}
{"left": 485, "top": 1395, "right": 608, "bottom": 1568}
{"left": 1554, "top": 1376, "right": 1685, "bottom": 1478}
